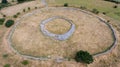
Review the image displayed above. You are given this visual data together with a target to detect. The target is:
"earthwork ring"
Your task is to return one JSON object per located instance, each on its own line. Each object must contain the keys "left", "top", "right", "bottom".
{"left": 40, "top": 16, "right": 75, "bottom": 40}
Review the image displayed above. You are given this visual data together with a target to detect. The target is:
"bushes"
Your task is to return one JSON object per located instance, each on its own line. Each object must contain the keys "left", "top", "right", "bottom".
{"left": 17, "top": 0, "right": 33, "bottom": 3}
{"left": 17, "top": 12, "right": 20, "bottom": 15}
{"left": 21, "top": 60, "right": 29, "bottom": 65}
{"left": 0, "top": 18, "right": 5, "bottom": 25}
{"left": 103, "top": 12, "right": 107, "bottom": 15}
{"left": 0, "top": 3, "right": 11, "bottom": 10}
{"left": 3, "top": 14, "right": 6, "bottom": 17}
{"left": 13, "top": 15, "right": 17, "bottom": 18}
{"left": 17, "top": 0, "right": 25, "bottom": 3}
{"left": 4, "top": 64, "right": 10, "bottom": 67}
{"left": 3, "top": 54, "right": 8, "bottom": 58}
{"left": 1, "top": 0, "right": 8, "bottom": 4}
{"left": 113, "top": 5, "right": 118, "bottom": 8}
{"left": 64, "top": 3, "right": 68, "bottom": 7}
{"left": 80, "top": 6, "right": 86, "bottom": 10}
{"left": 75, "top": 50, "right": 93, "bottom": 64}
{"left": 35, "top": 7, "right": 37, "bottom": 9}
{"left": 104, "top": 0, "right": 120, "bottom": 4}
{"left": 92, "top": 8, "right": 99, "bottom": 14}
{"left": 23, "top": 9, "right": 26, "bottom": 12}
{"left": 5, "top": 20, "right": 14, "bottom": 27}
{"left": 28, "top": 7, "right": 30, "bottom": 10}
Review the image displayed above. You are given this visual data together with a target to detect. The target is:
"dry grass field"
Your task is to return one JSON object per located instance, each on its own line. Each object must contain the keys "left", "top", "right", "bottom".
{"left": 0, "top": 0, "right": 120, "bottom": 67}
{"left": 45, "top": 18, "right": 71, "bottom": 34}
{"left": 11, "top": 7, "right": 113, "bottom": 59}
{"left": 1, "top": 1, "right": 41, "bottom": 16}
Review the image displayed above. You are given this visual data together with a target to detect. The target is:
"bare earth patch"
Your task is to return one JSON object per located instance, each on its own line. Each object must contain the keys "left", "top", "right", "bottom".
{"left": 11, "top": 7, "right": 113, "bottom": 58}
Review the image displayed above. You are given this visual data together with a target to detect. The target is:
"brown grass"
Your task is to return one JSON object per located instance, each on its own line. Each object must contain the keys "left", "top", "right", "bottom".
{"left": 11, "top": 7, "right": 113, "bottom": 58}
{"left": 45, "top": 18, "right": 71, "bottom": 34}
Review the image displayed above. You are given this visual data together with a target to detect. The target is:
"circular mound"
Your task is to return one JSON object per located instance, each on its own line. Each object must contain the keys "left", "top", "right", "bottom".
{"left": 40, "top": 16, "right": 75, "bottom": 40}
{"left": 10, "top": 7, "right": 114, "bottom": 59}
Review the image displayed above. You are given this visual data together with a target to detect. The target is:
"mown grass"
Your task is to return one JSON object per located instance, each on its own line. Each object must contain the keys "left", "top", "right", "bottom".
{"left": 47, "top": 0, "right": 120, "bottom": 21}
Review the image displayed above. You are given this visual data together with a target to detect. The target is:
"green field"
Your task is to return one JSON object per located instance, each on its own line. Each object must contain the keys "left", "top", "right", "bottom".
{"left": 47, "top": 0, "right": 120, "bottom": 21}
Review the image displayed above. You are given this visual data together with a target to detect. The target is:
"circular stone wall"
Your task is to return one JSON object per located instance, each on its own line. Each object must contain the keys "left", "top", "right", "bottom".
{"left": 40, "top": 16, "right": 75, "bottom": 40}
{"left": 10, "top": 7, "right": 114, "bottom": 59}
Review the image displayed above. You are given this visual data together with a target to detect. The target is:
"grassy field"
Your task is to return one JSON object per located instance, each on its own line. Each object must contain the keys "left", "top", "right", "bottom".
{"left": 47, "top": 0, "right": 120, "bottom": 21}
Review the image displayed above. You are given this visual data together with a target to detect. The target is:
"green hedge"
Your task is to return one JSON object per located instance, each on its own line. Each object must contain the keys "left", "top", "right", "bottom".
{"left": 0, "top": 18, "right": 5, "bottom": 25}
{"left": 5, "top": 20, "right": 14, "bottom": 28}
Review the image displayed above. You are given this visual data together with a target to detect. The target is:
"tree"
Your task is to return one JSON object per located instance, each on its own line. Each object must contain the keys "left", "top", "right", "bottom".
{"left": 75, "top": 50, "right": 94, "bottom": 64}
{"left": 1, "top": 0, "right": 8, "bottom": 4}
{"left": 5, "top": 20, "right": 14, "bottom": 28}
{"left": 64, "top": 3, "right": 68, "bottom": 7}
{"left": 17, "top": 0, "right": 25, "bottom": 3}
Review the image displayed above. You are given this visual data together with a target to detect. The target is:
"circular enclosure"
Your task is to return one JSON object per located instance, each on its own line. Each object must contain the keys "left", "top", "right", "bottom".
{"left": 40, "top": 16, "right": 75, "bottom": 40}
{"left": 9, "top": 7, "right": 114, "bottom": 60}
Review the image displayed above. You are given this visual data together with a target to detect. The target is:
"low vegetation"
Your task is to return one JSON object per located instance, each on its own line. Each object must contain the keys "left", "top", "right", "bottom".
{"left": 80, "top": 6, "right": 86, "bottom": 10}
{"left": 0, "top": 18, "right": 5, "bottom": 25}
{"left": 3, "top": 54, "right": 8, "bottom": 58}
{"left": 13, "top": 15, "right": 18, "bottom": 18}
{"left": 0, "top": 3, "right": 11, "bottom": 10}
{"left": 17, "top": 0, "right": 33, "bottom": 3}
{"left": 23, "top": 9, "right": 26, "bottom": 12}
{"left": 4, "top": 64, "right": 10, "bottom": 67}
{"left": 105, "top": 0, "right": 120, "bottom": 3}
{"left": 1, "top": 0, "right": 8, "bottom": 4}
{"left": 92, "top": 8, "right": 99, "bottom": 14}
{"left": 21, "top": 60, "right": 29, "bottom": 65}
{"left": 64, "top": 3, "right": 68, "bottom": 7}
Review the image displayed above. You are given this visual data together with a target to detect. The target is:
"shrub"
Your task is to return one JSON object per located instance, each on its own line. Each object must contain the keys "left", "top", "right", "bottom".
{"left": 92, "top": 8, "right": 99, "bottom": 14}
{"left": 0, "top": 18, "right": 5, "bottom": 25}
{"left": 13, "top": 15, "right": 17, "bottom": 18}
{"left": 3, "top": 15, "right": 6, "bottom": 17}
{"left": 17, "top": 12, "right": 20, "bottom": 15}
{"left": 4, "top": 64, "right": 10, "bottom": 67}
{"left": 107, "top": 20, "right": 110, "bottom": 22}
{"left": 21, "top": 60, "right": 29, "bottom": 65}
{"left": 75, "top": 50, "right": 93, "bottom": 64}
{"left": 23, "top": 9, "right": 26, "bottom": 12}
{"left": 5, "top": 20, "right": 14, "bottom": 28}
{"left": 28, "top": 7, "right": 30, "bottom": 10}
{"left": 17, "top": 0, "right": 25, "bottom": 3}
{"left": 12, "top": 0, "right": 14, "bottom": 2}
{"left": 17, "top": 0, "right": 33, "bottom": 3}
{"left": 113, "top": 5, "right": 118, "bottom": 8}
{"left": 35, "top": 7, "right": 37, "bottom": 9}
{"left": 3, "top": 54, "right": 8, "bottom": 58}
{"left": 103, "top": 12, "right": 106, "bottom": 15}
{"left": 1, "top": 0, "right": 8, "bottom": 4}
{"left": 64, "top": 3, "right": 68, "bottom": 7}
{"left": 0, "top": 3, "right": 11, "bottom": 10}
{"left": 80, "top": 6, "right": 86, "bottom": 10}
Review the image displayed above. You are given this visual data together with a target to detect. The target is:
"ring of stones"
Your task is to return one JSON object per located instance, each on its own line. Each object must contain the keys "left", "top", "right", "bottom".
{"left": 40, "top": 16, "right": 75, "bottom": 41}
